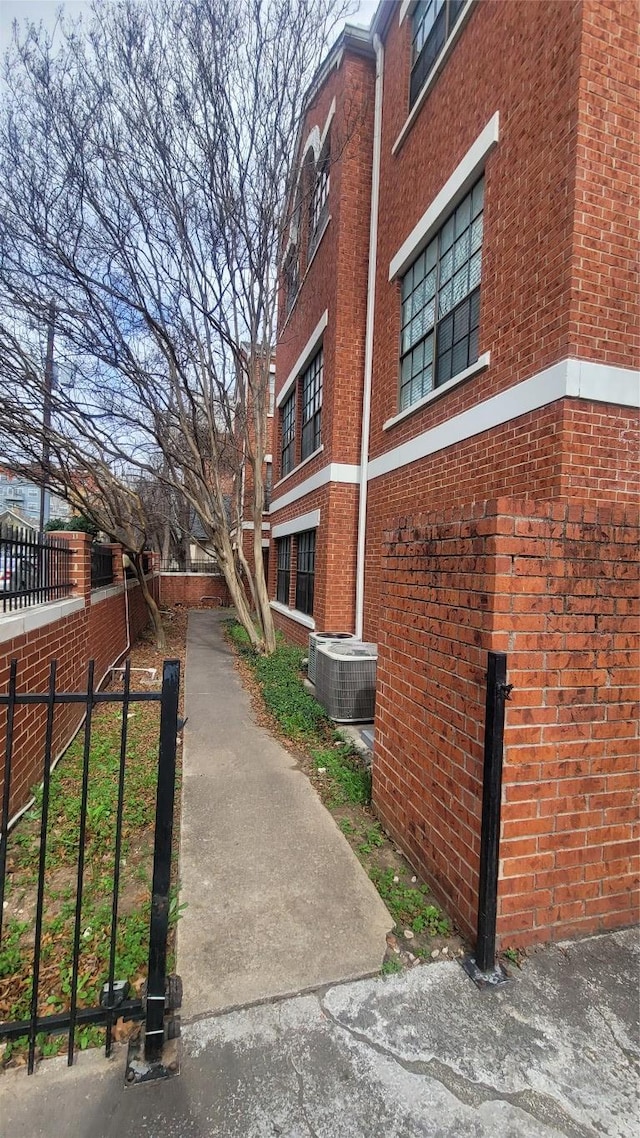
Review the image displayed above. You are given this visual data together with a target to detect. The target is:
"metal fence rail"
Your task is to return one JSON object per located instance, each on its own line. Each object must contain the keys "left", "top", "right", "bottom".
{"left": 0, "top": 525, "right": 72, "bottom": 614}
{"left": 90, "top": 543, "right": 114, "bottom": 589}
{"left": 160, "top": 560, "right": 220, "bottom": 574}
{"left": 0, "top": 658, "right": 181, "bottom": 1076}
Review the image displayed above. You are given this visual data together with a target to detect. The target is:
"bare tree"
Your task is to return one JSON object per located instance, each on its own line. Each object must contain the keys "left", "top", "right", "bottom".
{"left": 0, "top": 0, "right": 353, "bottom": 653}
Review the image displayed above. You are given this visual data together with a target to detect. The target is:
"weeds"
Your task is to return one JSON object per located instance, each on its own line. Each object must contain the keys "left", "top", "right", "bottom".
{"left": 0, "top": 699, "right": 181, "bottom": 1066}
{"left": 369, "top": 867, "right": 451, "bottom": 936}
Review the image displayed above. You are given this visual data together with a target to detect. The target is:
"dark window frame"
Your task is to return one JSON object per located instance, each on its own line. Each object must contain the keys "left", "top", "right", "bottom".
{"left": 295, "top": 530, "right": 315, "bottom": 616}
{"left": 300, "top": 348, "right": 323, "bottom": 461}
{"left": 410, "top": 0, "right": 465, "bottom": 108}
{"left": 309, "top": 141, "right": 330, "bottom": 256}
{"left": 399, "top": 176, "right": 483, "bottom": 412}
{"left": 280, "top": 390, "right": 296, "bottom": 477}
{"left": 276, "top": 536, "right": 291, "bottom": 605}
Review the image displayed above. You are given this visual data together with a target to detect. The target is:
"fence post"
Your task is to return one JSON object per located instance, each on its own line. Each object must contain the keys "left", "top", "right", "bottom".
{"left": 127, "top": 658, "right": 181, "bottom": 1080}
{"left": 57, "top": 530, "right": 92, "bottom": 604}
{"left": 462, "top": 650, "right": 512, "bottom": 989}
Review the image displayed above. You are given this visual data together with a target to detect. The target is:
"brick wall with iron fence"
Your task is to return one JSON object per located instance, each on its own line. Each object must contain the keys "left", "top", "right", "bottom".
{"left": 0, "top": 531, "right": 158, "bottom": 818}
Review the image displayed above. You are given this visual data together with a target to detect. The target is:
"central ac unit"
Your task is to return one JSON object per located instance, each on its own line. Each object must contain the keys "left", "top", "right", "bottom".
{"left": 308, "top": 631, "right": 356, "bottom": 685}
{"left": 315, "top": 641, "right": 378, "bottom": 723}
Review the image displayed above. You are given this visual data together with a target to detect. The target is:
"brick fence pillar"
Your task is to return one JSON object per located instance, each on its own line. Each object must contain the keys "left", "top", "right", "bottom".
{"left": 56, "top": 530, "right": 92, "bottom": 604}
{"left": 106, "top": 543, "right": 125, "bottom": 584}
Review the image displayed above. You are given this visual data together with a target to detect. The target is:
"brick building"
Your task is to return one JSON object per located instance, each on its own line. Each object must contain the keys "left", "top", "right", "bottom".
{"left": 270, "top": 1, "right": 639, "bottom": 948}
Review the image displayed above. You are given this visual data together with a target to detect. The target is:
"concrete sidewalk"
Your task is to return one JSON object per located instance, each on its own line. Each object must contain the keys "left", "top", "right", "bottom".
{"left": 177, "top": 610, "right": 391, "bottom": 1018}
{"left": 1, "top": 929, "right": 637, "bottom": 1137}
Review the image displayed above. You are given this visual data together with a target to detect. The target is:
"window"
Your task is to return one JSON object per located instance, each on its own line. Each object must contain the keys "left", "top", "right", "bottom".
{"left": 276, "top": 536, "right": 291, "bottom": 604}
{"left": 300, "top": 349, "right": 323, "bottom": 460}
{"left": 284, "top": 248, "right": 299, "bottom": 318}
{"left": 264, "top": 463, "right": 272, "bottom": 511}
{"left": 399, "top": 176, "right": 483, "bottom": 410}
{"left": 280, "top": 391, "right": 296, "bottom": 477}
{"left": 309, "top": 142, "right": 330, "bottom": 254}
{"left": 295, "top": 530, "right": 315, "bottom": 616}
{"left": 268, "top": 371, "right": 275, "bottom": 415}
{"left": 410, "top": 0, "right": 465, "bottom": 107}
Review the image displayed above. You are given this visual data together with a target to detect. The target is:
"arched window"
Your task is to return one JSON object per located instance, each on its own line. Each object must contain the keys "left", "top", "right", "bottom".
{"left": 308, "top": 137, "right": 330, "bottom": 256}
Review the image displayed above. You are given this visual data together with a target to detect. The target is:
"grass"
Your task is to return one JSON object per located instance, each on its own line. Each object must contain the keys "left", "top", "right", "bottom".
{"left": 225, "top": 619, "right": 456, "bottom": 967}
{"left": 0, "top": 697, "right": 181, "bottom": 1067}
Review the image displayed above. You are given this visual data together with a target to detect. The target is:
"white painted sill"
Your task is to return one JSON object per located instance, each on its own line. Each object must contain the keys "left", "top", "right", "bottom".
{"left": 392, "top": 0, "right": 476, "bottom": 157}
{"left": 273, "top": 445, "right": 324, "bottom": 492}
{"left": 90, "top": 582, "right": 125, "bottom": 605}
{"left": 383, "top": 352, "right": 491, "bottom": 431}
{"left": 270, "top": 600, "right": 315, "bottom": 630}
{"left": 278, "top": 215, "right": 332, "bottom": 334}
{"left": 0, "top": 595, "right": 85, "bottom": 645}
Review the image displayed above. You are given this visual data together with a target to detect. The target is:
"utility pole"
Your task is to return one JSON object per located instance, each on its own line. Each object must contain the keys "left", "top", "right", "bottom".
{"left": 39, "top": 301, "right": 55, "bottom": 534}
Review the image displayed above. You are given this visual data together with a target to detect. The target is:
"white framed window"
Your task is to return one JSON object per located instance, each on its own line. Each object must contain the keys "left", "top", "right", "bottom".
{"left": 399, "top": 176, "right": 483, "bottom": 410}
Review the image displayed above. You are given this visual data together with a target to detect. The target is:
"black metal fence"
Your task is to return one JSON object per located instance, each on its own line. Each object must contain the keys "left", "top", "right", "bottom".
{"left": 124, "top": 551, "right": 154, "bottom": 579}
{"left": 0, "top": 658, "right": 181, "bottom": 1076}
{"left": 160, "top": 560, "right": 220, "bottom": 574}
{"left": 90, "top": 543, "right": 114, "bottom": 589}
{"left": 0, "top": 525, "right": 72, "bottom": 614}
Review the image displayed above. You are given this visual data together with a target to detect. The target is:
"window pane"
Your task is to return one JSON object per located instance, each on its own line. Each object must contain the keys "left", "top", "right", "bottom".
{"left": 472, "top": 178, "right": 484, "bottom": 218}
{"left": 399, "top": 177, "right": 483, "bottom": 409}
{"left": 469, "top": 249, "right": 482, "bottom": 290}
{"left": 455, "top": 194, "right": 471, "bottom": 235}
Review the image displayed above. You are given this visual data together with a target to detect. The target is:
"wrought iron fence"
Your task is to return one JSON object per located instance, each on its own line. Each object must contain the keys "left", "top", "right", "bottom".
{"left": 0, "top": 525, "right": 72, "bottom": 614}
{"left": 0, "top": 658, "right": 182, "bottom": 1077}
{"left": 90, "top": 543, "right": 114, "bottom": 589}
{"left": 160, "top": 560, "right": 220, "bottom": 574}
{"left": 124, "top": 551, "right": 154, "bottom": 579}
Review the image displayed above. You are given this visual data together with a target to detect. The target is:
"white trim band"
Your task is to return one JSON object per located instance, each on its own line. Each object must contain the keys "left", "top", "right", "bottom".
{"left": 90, "top": 582, "right": 125, "bottom": 605}
{"left": 272, "top": 509, "right": 321, "bottom": 539}
{"left": 270, "top": 462, "right": 360, "bottom": 514}
{"left": 276, "top": 310, "right": 328, "bottom": 408}
{"left": 270, "top": 600, "right": 315, "bottom": 630}
{"left": 0, "top": 596, "right": 85, "bottom": 645}
{"left": 241, "top": 522, "right": 271, "bottom": 530}
{"left": 368, "top": 358, "right": 640, "bottom": 481}
{"left": 389, "top": 111, "right": 499, "bottom": 280}
{"left": 273, "top": 446, "right": 324, "bottom": 490}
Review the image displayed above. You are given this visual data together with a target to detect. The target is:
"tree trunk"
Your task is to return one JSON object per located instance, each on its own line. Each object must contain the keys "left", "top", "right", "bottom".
{"left": 253, "top": 525, "right": 276, "bottom": 654}
{"left": 215, "top": 535, "right": 262, "bottom": 651}
{"left": 134, "top": 554, "right": 166, "bottom": 650}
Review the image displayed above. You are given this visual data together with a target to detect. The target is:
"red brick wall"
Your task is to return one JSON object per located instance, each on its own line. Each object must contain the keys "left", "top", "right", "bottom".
{"left": 159, "top": 573, "right": 231, "bottom": 608}
{"left": 0, "top": 533, "right": 158, "bottom": 818}
{"left": 373, "top": 498, "right": 639, "bottom": 946}
{"left": 370, "top": 0, "right": 584, "bottom": 460}
{"left": 496, "top": 499, "right": 639, "bottom": 944}
{"left": 569, "top": 0, "right": 640, "bottom": 366}
{"left": 364, "top": 400, "right": 640, "bottom": 642}
{"left": 270, "top": 44, "right": 375, "bottom": 634}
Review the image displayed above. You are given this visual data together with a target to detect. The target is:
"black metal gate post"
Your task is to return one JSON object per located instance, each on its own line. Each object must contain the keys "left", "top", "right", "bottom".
{"left": 126, "top": 658, "right": 182, "bottom": 1084}
{"left": 462, "top": 651, "right": 512, "bottom": 990}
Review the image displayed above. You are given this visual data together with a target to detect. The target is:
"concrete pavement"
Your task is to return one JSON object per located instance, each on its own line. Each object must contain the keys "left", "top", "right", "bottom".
{"left": 177, "top": 610, "right": 391, "bottom": 1017}
{"left": 1, "top": 928, "right": 637, "bottom": 1137}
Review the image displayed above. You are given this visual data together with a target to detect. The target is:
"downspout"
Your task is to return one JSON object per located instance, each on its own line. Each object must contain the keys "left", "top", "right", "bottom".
{"left": 355, "top": 33, "right": 384, "bottom": 640}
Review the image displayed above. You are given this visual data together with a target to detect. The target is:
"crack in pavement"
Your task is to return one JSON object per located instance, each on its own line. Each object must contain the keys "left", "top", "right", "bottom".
{"left": 319, "top": 999, "right": 597, "bottom": 1138}
{"left": 290, "top": 1059, "right": 321, "bottom": 1138}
